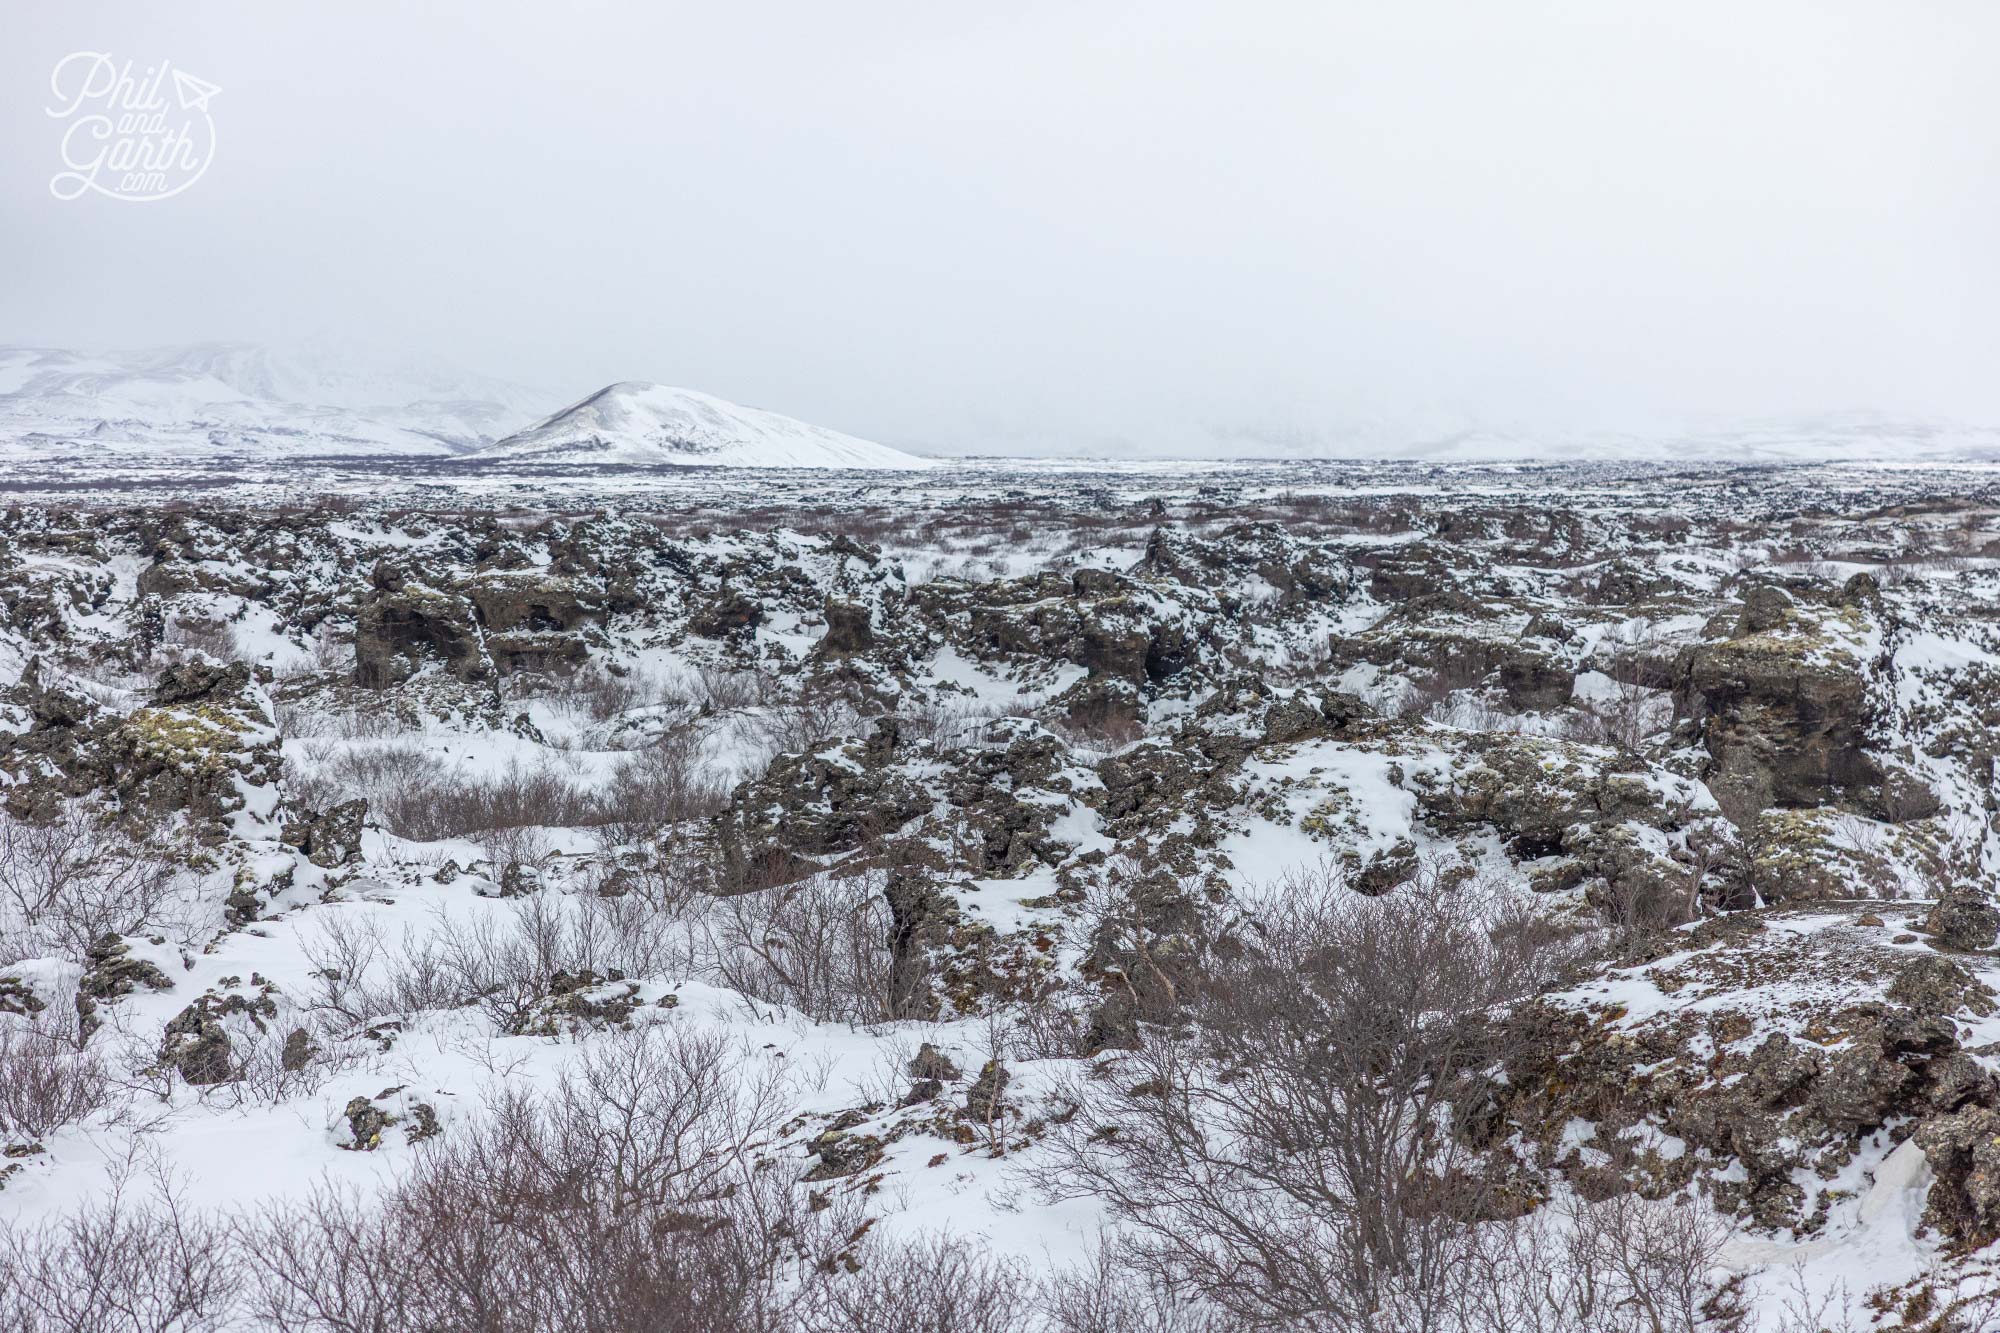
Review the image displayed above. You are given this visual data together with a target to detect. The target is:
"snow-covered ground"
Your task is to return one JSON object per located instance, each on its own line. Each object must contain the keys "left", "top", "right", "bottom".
{"left": 5, "top": 462, "right": 2000, "bottom": 1329}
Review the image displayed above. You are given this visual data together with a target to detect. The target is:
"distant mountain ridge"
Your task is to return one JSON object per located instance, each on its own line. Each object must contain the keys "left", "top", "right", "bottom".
{"left": 0, "top": 345, "right": 933, "bottom": 469}
{"left": 4, "top": 341, "right": 1997, "bottom": 467}
{"left": 0, "top": 341, "right": 555, "bottom": 457}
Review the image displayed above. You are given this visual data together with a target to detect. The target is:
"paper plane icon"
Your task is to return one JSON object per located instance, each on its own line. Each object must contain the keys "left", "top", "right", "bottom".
{"left": 172, "top": 69, "right": 221, "bottom": 112}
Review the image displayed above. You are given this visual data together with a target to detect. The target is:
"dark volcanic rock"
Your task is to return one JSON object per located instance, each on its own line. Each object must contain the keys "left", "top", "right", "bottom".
{"left": 1927, "top": 893, "right": 2000, "bottom": 952}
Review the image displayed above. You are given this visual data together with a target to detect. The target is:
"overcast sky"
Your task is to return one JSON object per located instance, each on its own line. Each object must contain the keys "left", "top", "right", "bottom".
{"left": 4, "top": 1, "right": 1997, "bottom": 455}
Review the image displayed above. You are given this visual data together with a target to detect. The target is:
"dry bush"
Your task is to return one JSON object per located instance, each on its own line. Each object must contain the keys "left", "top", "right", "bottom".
{"left": 1048, "top": 712, "right": 1146, "bottom": 758}
{"left": 1265, "top": 636, "right": 1338, "bottom": 688}
{"left": 1397, "top": 656, "right": 1489, "bottom": 720}
{"left": 1038, "top": 1237, "right": 1231, "bottom": 1333}
{"left": 269, "top": 695, "right": 335, "bottom": 740}
{"left": 308, "top": 623, "right": 350, "bottom": 674}
{"left": 416, "top": 758, "right": 598, "bottom": 842}
{"left": 694, "top": 665, "right": 774, "bottom": 713}
{"left": 711, "top": 872, "right": 894, "bottom": 1026}
{"left": 0, "top": 803, "right": 184, "bottom": 965}
{"left": 476, "top": 824, "right": 554, "bottom": 882}
{"left": 1428, "top": 692, "right": 1532, "bottom": 735}
{"left": 0, "top": 996, "right": 112, "bottom": 1141}
{"left": 592, "top": 734, "right": 729, "bottom": 845}
{"left": 560, "top": 666, "right": 682, "bottom": 724}
{"left": 159, "top": 615, "right": 240, "bottom": 663}
{"left": 592, "top": 838, "right": 711, "bottom": 924}
{"left": 1005, "top": 988, "right": 1098, "bottom": 1063}
{"left": 273, "top": 625, "right": 351, "bottom": 687}
{"left": 294, "top": 746, "right": 603, "bottom": 844}
{"left": 1457, "top": 1192, "right": 1739, "bottom": 1333}
{"left": 303, "top": 891, "right": 690, "bottom": 1032}
{"left": 1040, "top": 867, "right": 1560, "bottom": 1331}
{"left": 805, "top": 1235, "right": 1030, "bottom": 1333}
{"left": 740, "top": 690, "right": 867, "bottom": 763}
{"left": 296, "top": 740, "right": 449, "bottom": 833}
{"left": 326, "top": 707, "right": 413, "bottom": 740}
{"left": 236, "top": 1027, "right": 822, "bottom": 1333}
{"left": 898, "top": 697, "right": 1018, "bottom": 750}
{"left": 0, "top": 1171, "right": 238, "bottom": 1333}
{"left": 1566, "top": 620, "right": 1674, "bottom": 751}
{"left": 1072, "top": 858, "right": 1216, "bottom": 1038}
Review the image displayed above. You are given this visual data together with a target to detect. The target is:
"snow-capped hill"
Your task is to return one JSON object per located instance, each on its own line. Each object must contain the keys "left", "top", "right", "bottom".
{"left": 0, "top": 342, "right": 558, "bottom": 459}
{"left": 474, "top": 382, "right": 935, "bottom": 470}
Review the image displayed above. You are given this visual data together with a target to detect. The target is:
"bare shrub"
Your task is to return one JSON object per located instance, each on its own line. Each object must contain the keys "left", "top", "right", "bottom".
{"left": 1429, "top": 692, "right": 1531, "bottom": 734}
{"left": 558, "top": 665, "right": 678, "bottom": 724}
{"left": 295, "top": 746, "right": 604, "bottom": 844}
{"left": 1041, "top": 867, "right": 1554, "bottom": 1331}
{"left": 0, "top": 996, "right": 112, "bottom": 1140}
{"left": 308, "top": 623, "right": 350, "bottom": 674}
{"left": 576, "top": 887, "right": 698, "bottom": 981}
{"left": 0, "top": 803, "right": 184, "bottom": 965}
{"left": 1040, "top": 1236, "right": 1231, "bottom": 1333}
{"left": 595, "top": 839, "right": 709, "bottom": 922}
{"left": 1071, "top": 858, "right": 1216, "bottom": 1037}
{"left": 1006, "top": 987, "right": 1097, "bottom": 1062}
{"left": 305, "top": 740, "right": 449, "bottom": 833}
{"left": 237, "top": 1027, "right": 820, "bottom": 1333}
{"left": 198, "top": 1012, "right": 345, "bottom": 1110}
{"left": 807, "top": 1235, "right": 1030, "bottom": 1332}
{"left": 160, "top": 615, "right": 240, "bottom": 663}
{"left": 897, "top": 696, "right": 1017, "bottom": 750}
{"left": 593, "top": 734, "right": 728, "bottom": 845}
{"left": 1457, "top": 1192, "right": 1739, "bottom": 1333}
{"left": 477, "top": 824, "right": 554, "bottom": 882}
{"left": 296, "top": 909, "right": 397, "bottom": 1024}
{"left": 269, "top": 695, "right": 335, "bottom": 740}
{"left": 694, "top": 665, "right": 772, "bottom": 713}
{"left": 432, "top": 758, "right": 598, "bottom": 839}
{"left": 740, "top": 689, "right": 867, "bottom": 763}
{"left": 1049, "top": 712, "right": 1146, "bottom": 759}
{"left": 0, "top": 1170, "right": 239, "bottom": 1333}
{"left": 711, "top": 871, "right": 894, "bottom": 1026}
{"left": 327, "top": 707, "right": 411, "bottom": 740}
{"left": 520, "top": 1025, "right": 787, "bottom": 1204}
{"left": 273, "top": 625, "right": 351, "bottom": 686}
{"left": 305, "top": 893, "right": 689, "bottom": 1032}
{"left": 1566, "top": 619, "right": 1674, "bottom": 751}
{"left": 1397, "top": 655, "right": 1488, "bottom": 720}
{"left": 279, "top": 751, "right": 343, "bottom": 816}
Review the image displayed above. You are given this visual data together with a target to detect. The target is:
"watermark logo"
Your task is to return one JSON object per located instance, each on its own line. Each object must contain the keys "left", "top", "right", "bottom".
{"left": 47, "top": 53, "right": 220, "bottom": 202}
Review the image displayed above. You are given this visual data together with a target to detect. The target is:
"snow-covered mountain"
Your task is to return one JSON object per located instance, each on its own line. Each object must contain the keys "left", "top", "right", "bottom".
{"left": 0, "top": 341, "right": 556, "bottom": 458}
{"left": 472, "top": 382, "right": 935, "bottom": 469}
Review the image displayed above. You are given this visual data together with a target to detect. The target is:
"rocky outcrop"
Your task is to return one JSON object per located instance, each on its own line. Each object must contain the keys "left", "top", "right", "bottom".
{"left": 815, "top": 597, "right": 875, "bottom": 657}
{"left": 1915, "top": 1108, "right": 2000, "bottom": 1248}
{"left": 1492, "top": 919, "right": 1998, "bottom": 1232}
{"left": 711, "top": 733, "right": 931, "bottom": 882}
{"left": 1408, "top": 733, "right": 1727, "bottom": 918}
{"left": 354, "top": 563, "right": 489, "bottom": 689}
{"left": 1927, "top": 892, "right": 2000, "bottom": 952}
{"left": 1673, "top": 595, "right": 1882, "bottom": 826}
{"left": 159, "top": 998, "right": 241, "bottom": 1085}
{"left": 1, "top": 659, "right": 278, "bottom": 824}
{"left": 281, "top": 797, "right": 368, "bottom": 868}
